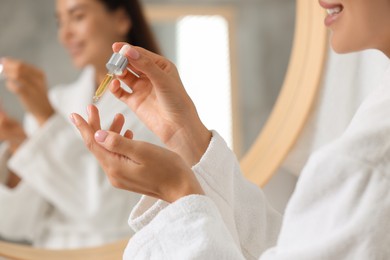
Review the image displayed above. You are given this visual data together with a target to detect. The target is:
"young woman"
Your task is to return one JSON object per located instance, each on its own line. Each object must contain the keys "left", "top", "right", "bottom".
{"left": 72, "top": 0, "right": 390, "bottom": 258}
{"left": 0, "top": 0, "right": 161, "bottom": 249}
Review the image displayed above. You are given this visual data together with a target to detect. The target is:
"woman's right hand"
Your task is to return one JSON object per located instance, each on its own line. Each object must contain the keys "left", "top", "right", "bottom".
{"left": 109, "top": 43, "right": 212, "bottom": 166}
{"left": 1, "top": 58, "right": 55, "bottom": 126}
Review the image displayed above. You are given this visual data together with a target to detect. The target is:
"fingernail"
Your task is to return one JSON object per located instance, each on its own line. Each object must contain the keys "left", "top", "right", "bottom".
{"left": 126, "top": 47, "right": 140, "bottom": 60}
{"left": 69, "top": 114, "right": 77, "bottom": 125}
{"left": 86, "top": 106, "right": 91, "bottom": 117}
{"left": 111, "top": 79, "right": 120, "bottom": 91}
{"left": 95, "top": 130, "right": 108, "bottom": 142}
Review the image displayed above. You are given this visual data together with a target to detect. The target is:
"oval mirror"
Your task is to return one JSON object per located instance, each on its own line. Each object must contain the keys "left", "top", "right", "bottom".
{"left": 0, "top": 0, "right": 327, "bottom": 258}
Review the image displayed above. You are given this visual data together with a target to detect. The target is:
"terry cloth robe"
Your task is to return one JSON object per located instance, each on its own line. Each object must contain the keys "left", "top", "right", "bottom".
{"left": 123, "top": 67, "right": 390, "bottom": 259}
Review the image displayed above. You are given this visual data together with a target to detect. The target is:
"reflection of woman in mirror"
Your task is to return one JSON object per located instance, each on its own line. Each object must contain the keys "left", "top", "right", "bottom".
{"left": 0, "top": 0, "right": 160, "bottom": 249}
{"left": 74, "top": 0, "right": 390, "bottom": 259}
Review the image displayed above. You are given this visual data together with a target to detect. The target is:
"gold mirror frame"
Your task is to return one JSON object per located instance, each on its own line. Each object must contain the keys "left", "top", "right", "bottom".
{"left": 0, "top": 0, "right": 327, "bottom": 258}
{"left": 241, "top": 0, "right": 328, "bottom": 186}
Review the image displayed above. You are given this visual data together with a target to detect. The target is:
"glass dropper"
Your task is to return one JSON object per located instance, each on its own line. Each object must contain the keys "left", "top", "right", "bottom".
{"left": 93, "top": 45, "right": 130, "bottom": 103}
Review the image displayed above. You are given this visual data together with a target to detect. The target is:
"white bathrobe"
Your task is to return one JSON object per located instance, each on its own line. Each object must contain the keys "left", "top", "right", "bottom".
{"left": 0, "top": 67, "right": 160, "bottom": 249}
{"left": 123, "top": 67, "right": 390, "bottom": 259}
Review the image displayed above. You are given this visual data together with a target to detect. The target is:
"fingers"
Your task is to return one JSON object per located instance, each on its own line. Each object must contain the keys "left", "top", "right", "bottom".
{"left": 87, "top": 105, "right": 101, "bottom": 132}
{"left": 117, "top": 66, "right": 142, "bottom": 87}
{"left": 112, "top": 43, "right": 170, "bottom": 86}
{"left": 125, "top": 46, "right": 166, "bottom": 83}
{"left": 109, "top": 113, "right": 125, "bottom": 133}
{"left": 109, "top": 79, "right": 133, "bottom": 104}
{"left": 113, "top": 42, "right": 162, "bottom": 61}
{"left": 112, "top": 43, "right": 142, "bottom": 76}
{"left": 112, "top": 42, "right": 126, "bottom": 53}
{"left": 71, "top": 111, "right": 134, "bottom": 165}
{"left": 70, "top": 113, "right": 106, "bottom": 159}
{"left": 94, "top": 130, "right": 143, "bottom": 163}
{"left": 2, "top": 58, "right": 45, "bottom": 91}
{"left": 124, "top": 129, "right": 134, "bottom": 139}
{"left": 5, "top": 76, "right": 38, "bottom": 95}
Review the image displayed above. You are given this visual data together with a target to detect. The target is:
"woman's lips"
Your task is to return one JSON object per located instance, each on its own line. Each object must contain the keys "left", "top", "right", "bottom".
{"left": 319, "top": 1, "right": 344, "bottom": 27}
{"left": 67, "top": 43, "right": 84, "bottom": 58}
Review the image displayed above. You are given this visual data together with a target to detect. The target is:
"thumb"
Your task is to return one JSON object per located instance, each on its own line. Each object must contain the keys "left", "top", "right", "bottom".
{"left": 94, "top": 130, "right": 143, "bottom": 162}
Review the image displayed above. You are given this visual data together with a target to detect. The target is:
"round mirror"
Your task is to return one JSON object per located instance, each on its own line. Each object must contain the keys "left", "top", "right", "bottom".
{"left": 0, "top": 0, "right": 327, "bottom": 258}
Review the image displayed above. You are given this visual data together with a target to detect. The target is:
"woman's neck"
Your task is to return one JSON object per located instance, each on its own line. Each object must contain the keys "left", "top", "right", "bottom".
{"left": 384, "top": 47, "right": 390, "bottom": 59}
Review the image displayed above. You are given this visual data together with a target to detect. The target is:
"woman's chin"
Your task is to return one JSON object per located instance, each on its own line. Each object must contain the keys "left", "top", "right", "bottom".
{"left": 330, "top": 37, "right": 355, "bottom": 54}
{"left": 330, "top": 45, "right": 351, "bottom": 54}
{"left": 71, "top": 58, "right": 87, "bottom": 69}
{"left": 330, "top": 33, "right": 369, "bottom": 54}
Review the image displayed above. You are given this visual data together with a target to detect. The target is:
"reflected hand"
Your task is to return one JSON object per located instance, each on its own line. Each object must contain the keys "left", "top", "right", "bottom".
{"left": 71, "top": 105, "right": 204, "bottom": 203}
{"left": 0, "top": 111, "right": 27, "bottom": 154}
{"left": 109, "top": 42, "right": 211, "bottom": 166}
{"left": 1, "top": 58, "right": 55, "bottom": 126}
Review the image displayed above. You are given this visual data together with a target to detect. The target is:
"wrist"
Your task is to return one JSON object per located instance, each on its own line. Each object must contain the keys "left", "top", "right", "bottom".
{"left": 166, "top": 121, "right": 211, "bottom": 166}
{"left": 6, "top": 172, "right": 22, "bottom": 189}
{"left": 36, "top": 107, "right": 55, "bottom": 126}
{"left": 166, "top": 169, "right": 205, "bottom": 203}
{"left": 6, "top": 172, "right": 21, "bottom": 189}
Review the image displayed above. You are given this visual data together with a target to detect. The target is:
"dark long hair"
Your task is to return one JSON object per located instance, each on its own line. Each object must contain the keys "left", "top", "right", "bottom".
{"left": 98, "top": 0, "right": 161, "bottom": 55}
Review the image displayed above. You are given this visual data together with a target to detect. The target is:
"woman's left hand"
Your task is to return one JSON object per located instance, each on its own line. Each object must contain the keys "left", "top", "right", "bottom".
{"left": 71, "top": 105, "right": 204, "bottom": 203}
{"left": 0, "top": 111, "right": 27, "bottom": 154}
{"left": 1, "top": 58, "right": 55, "bottom": 126}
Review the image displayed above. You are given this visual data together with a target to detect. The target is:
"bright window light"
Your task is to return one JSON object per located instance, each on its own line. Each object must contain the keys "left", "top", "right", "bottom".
{"left": 176, "top": 15, "right": 232, "bottom": 148}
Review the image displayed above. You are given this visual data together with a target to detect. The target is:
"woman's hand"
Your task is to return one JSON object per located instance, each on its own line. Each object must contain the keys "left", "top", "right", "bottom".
{"left": 109, "top": 43, "right": 212, "bottom": 166}
{"left": 0, "top": 111, "right": 27, "bottom": 154}
{"left": 71, "top": 105, "right": 204, "bottom": 203}
{"left": 1, "top": 58, "right": 55, "bottom": 126}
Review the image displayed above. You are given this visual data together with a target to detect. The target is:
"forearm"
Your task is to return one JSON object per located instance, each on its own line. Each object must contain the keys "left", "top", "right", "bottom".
{"left": 10, "top": 114, "right": 105, "bottom": 218}
{"left": 0, "top": 182, "right": 47, "bottom": 242}
{"left": 34, "top": 106, "right": 55, "bottom": 127}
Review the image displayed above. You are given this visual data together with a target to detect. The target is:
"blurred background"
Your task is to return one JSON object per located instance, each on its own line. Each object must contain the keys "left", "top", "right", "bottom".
{"left": 1, "top": 0, "right": 389, "bottom": 223}
{"left": 0, "top": 0, "right": 296, "bottom": 212}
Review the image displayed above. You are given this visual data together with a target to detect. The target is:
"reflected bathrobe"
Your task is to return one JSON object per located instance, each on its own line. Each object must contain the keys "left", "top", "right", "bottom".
{"left": 0, "top": 67, "right": 160, "bottom": 248}
{"left": 124, "top": 68, "right": 390, "bottom": 259}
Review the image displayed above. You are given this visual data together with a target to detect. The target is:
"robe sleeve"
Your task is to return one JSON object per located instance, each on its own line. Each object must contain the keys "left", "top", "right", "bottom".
{"left": 125, "top": 195, "right": 246, "bottom": 259}
{"left": 0, "top": 181, "right": 48, "bottom": 242}
{"left": 7, "top": 113, "right": 104, "bottom": 220}
{"left": 0, "top": 143, "right": 48, "bottom": 242}
{"left": 0, "top": 143, "right": 10, "bottom": 185}
{"left": 128, "top": 131, "right": 282, "bottom": 259}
